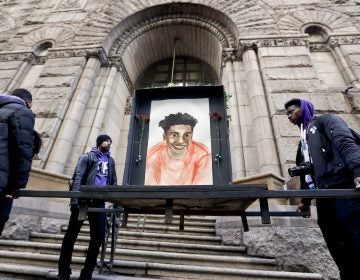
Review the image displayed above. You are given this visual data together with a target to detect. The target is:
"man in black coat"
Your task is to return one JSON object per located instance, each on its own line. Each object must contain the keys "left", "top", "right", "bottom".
{"left": 0, "top": 88, "right": 35, "bottom": 235}
{"left": 58, "top": 134, "right": 117, "bottom": 280}
{"left": 285, "top": 98, "right": 360, "bottom": 280}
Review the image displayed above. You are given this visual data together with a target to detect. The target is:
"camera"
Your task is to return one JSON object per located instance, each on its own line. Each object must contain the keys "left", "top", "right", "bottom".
{"left": 288, "top": 162, "right": 313, "bottom": 177}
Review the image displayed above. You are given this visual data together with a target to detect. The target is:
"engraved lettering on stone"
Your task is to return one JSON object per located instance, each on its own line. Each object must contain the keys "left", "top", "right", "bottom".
{"left": 54, "top": 0, "right": 87, "bottom": 11}
{"left": 309, "top": 43, "right": 330, "bottom": 52}
{"left": 328, "top": 36, "right": 360, "bottom": 49}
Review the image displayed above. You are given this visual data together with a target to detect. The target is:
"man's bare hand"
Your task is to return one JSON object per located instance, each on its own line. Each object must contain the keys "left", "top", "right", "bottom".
{"left": 4, "top": 194, "right": 17, "bottom": 199}
{"left": 354, "top": 177, "right": 360, "bottom": 190}
{"left": 297, "top": 203, "right": 311, "bottom": 218}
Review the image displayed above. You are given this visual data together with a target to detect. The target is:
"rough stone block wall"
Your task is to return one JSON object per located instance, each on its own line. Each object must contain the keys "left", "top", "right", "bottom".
{"left": 342, "top": 45, "right": 360, "bottom": 81}
{"left": 32, "top": 56, "right": 86, "bottom": 168}
{"left": 0, "top": 60, "right": 21, "bottom": 91}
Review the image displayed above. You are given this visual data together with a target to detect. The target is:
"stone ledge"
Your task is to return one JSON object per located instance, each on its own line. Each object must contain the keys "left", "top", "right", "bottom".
{"left": 233, "top": 172, "right": 287, "bottom": 205}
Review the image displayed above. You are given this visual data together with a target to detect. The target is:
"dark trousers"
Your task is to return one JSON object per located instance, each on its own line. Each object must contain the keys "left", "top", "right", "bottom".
{"left": 317, "top": 198, "right": 360, "bottom": 280}
{"left": 58, "top": 200, "right": 105, "bottom": 280}
{"left": 0, "top": 197, "right": 13, "bottom": 236}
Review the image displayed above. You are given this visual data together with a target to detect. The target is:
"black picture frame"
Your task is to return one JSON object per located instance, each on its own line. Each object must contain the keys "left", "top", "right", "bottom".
{"left": 123, "top": 85, "right": 232, "bottom": 186}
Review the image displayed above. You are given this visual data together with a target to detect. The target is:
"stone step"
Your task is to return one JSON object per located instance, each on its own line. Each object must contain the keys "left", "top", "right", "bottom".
{"left": 85, "top": 214, "right": 216, "bottom": 229}
{"left": 0, "top": 263, "right": 153, "bottom": 280}
{"left": 33, "top": 230, "right": 222, "bottom": 245}
{"left": 126, "top": 214, "right": 216, "bottom": 224}
{"left": 0, "top": 258, "right": 323, "bottom": 280}
{"left": 0, "top": 241, "right": 271, "bottom": 270}
{"left": 30, "top": 232, "right": 246, "bottom": 255}
{"left": 112, "top": 261, "right": 323, "bottom": 280}
{"left": 62, "top": 223, "right": 216, "bottom": 236}
{"left": 120, "top": 230, "right": 221, "bottom": 244}
{"left": 125, "top": 217, "right": 215, "bottom": 229}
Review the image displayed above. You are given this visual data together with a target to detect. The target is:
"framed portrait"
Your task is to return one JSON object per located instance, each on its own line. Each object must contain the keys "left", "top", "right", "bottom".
{"left": 123, "top": 85, "right": 231, "bottom": 186}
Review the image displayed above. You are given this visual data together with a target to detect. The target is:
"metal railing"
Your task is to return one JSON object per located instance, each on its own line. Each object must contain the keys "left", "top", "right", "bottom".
{"left": 8, "top": 186, "right": 360, "bottom": 275}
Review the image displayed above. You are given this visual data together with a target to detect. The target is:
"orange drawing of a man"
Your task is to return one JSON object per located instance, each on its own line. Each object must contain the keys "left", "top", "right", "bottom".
{"left": 145, "top": 112, "right": 212, "bottom": 185}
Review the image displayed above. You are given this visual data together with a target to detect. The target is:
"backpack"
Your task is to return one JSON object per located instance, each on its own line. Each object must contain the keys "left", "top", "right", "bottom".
{"left": 0, "top": 106, "right": 9, "bottom": 193}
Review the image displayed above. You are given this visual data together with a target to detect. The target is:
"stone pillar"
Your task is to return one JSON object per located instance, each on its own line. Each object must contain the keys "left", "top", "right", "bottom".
{"left": 85, "top": 65, "right": 118, "bottom": 151}
{"left": 45, "top": 51, "right": 105, "bottom": 173}
{"left": 6, "top": 53, "right": 34, "bottom": 93}
{"left": 224, "top": 56, "right": 245, "bottom": 179}
{"left": 329, "top": 42, "right": 359, "bottom": 87}
{"left": 242, "top": 49, "right": 281, "bottom": 175}
{"left": 233, "top": 60, "right": 259, "bottom": 177}
{"left": 328, "top": 39, "right": 360, "bottom": 111}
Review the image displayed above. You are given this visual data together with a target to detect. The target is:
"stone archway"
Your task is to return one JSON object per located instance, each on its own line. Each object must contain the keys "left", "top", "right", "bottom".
{"left": 105, "top": 3, "right": 239, "bottom": 91}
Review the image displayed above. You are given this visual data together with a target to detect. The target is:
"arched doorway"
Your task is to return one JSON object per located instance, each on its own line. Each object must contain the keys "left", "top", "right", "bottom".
{"left": 106, "top": 3, "right": 237, "bottom": 92}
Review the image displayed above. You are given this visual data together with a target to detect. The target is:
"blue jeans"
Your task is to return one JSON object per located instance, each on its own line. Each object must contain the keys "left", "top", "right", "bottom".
{"left": 58, "top": 200, "right": 105, "bottom": 279}
{"left": 0, "top": 197, "right": 13, "bottom": 235}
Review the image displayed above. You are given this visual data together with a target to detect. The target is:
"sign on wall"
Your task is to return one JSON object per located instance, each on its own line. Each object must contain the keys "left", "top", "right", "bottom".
{"left": 123, "top": 86, "right": 231, "bottom": 186}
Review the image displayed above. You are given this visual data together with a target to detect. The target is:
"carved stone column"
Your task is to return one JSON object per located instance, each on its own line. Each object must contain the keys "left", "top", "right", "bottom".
{"left": 242, "top": 48, "right": 281, "bottom": 175}
{"left": 85, "top": 65, "right": 118, "bottom": 151}
{"left": 6, "top": 53, "right": 35, "bottom": 93}
{"left": 223, "top": 49, "right": 245, "bottom": 179}
{"left": 328, "top": 37, "right": 359, "bottom": 87}
{"left": 45, "top": 50, "right": 106, "bottom": 173}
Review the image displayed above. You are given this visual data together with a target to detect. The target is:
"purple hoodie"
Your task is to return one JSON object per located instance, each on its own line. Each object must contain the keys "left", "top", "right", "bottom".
{"left": 300, "top": 99, "right": 315, "bottom": 128}
{"left": 0, "top": 94, "right": 27, "bottom": 107}
{"left": 91, "top": 147, "right": 110, "bottom": 186}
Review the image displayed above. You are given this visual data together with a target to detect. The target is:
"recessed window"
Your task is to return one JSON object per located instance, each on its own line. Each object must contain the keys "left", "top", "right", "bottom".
{"left": 137, "top": 56, "right": 218, "bottom": 89}
{"left": 305, "top": 26, "right": 327, "bottom": 43}
{"left": 34, "top": 41, "right": 53, "bottom": 56}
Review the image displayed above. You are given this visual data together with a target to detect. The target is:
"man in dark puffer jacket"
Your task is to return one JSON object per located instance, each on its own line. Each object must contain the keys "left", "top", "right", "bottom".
{"left": 0, "top": 88, "right": 35, "bottom": 235}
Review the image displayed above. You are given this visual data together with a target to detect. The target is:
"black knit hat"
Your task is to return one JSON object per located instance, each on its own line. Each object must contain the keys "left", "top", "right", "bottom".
{"left": 96, "top": 134, "right": 112, "bottom": 147}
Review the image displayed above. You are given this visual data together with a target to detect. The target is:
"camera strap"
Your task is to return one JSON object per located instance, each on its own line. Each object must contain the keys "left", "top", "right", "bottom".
{"left": 300, "top": 124, "right": 311, "bottom": 162}
{"left": 300, "top": 124, "right": 316, "bottom": 190}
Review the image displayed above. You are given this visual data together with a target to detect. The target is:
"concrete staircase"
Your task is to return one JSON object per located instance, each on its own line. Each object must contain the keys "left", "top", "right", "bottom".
{"left": 0, "top": 214, "right": 324, "bottom": 279}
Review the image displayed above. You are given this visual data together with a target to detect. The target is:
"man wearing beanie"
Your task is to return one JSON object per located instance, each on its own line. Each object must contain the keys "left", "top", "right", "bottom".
{"left": 58, "top": 134, "right": 117, "bottom": 280}
{"left": 285, "top": 98, "right": 360, "bottom": 280}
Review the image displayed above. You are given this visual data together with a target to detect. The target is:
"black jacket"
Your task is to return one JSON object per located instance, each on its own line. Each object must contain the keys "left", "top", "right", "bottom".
{"left": 0, "top": 95, "right": 35, "bottom": 195}
{"left": 297, "top": 114, "right": 360, "bottom": 191}
{"left": 70, "top": 150, "right": 117, "bottom": 205}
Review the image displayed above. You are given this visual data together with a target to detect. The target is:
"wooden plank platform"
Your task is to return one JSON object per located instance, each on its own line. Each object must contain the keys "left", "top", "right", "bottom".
{"left": 80, "top": 185, "right": 265, "bottom": 215}
{"left": 81, "top": 185, "right": 267, "bottom": 229}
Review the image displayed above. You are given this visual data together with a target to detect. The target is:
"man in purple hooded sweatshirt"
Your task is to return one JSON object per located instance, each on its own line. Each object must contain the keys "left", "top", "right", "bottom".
{"left": 58, "top": 135, "right": 117, "bottom": 280}
{"left": 285, "top": 98, "right": 360, "bottom": 280}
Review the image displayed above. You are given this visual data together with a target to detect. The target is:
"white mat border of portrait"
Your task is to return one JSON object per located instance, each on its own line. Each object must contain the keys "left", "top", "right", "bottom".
{"left": 147, "top": 98, "right": 212, "bottom": 150}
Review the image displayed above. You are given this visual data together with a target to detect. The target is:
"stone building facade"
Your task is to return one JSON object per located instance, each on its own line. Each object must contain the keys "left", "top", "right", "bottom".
{"left": 0, "top": 0, "right": 360, "bottom": 278}
{"left": 1, "top": 0, "right": 360, "bottom": 184}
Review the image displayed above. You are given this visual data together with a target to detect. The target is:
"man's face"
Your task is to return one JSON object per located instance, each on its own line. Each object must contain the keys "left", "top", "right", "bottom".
{"left": 164, "top": 124, "right": 193, "bottom": 158}
{"left": 286, "top": 105, "right": 302, "bottom": 126}
{"left": 99, "top": 139, "right": 112, "bottom": 152}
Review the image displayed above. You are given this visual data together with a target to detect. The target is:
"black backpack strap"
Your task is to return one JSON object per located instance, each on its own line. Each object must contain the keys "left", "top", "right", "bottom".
{"left": 350, "top": 128, "right": 360, "bottom": 145}
{"left": 69, "top": 151, "right": 98, "bottom": 190}
{"left": 82, "top": 151, "right": 98, "bottom": 184}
